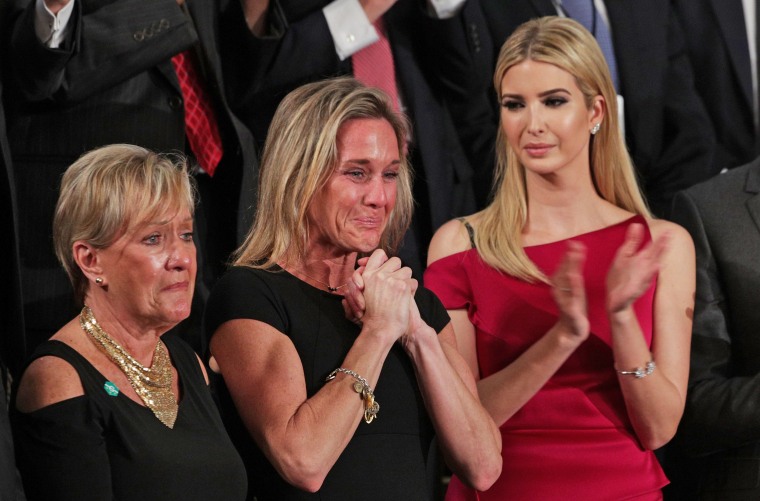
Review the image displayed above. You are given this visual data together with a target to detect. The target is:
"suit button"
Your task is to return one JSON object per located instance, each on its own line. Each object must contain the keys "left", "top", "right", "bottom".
{"left": 168, "top": 96, "right": 183, "bottom": 110}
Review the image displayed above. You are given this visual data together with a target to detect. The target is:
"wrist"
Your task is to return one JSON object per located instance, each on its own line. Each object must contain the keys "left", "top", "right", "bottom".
{"left": 608, "top": 306, "right": 636, "bottom": 326}
{"left": 549, "top": 323, "right": 586, "bottom": 350}
{"left": 402, "top": 324, "right": 437, "bottom": 359}
{"left": 359, "top": 320, "right": 402, "bottom": 350}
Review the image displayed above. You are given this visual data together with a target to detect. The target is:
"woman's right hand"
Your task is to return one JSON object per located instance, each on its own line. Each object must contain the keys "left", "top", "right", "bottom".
{"left": 550, "top": 241, "right": 590, "bottom": 342}
{"left": 359, "top": 249, "right": 414, "bottom": 342}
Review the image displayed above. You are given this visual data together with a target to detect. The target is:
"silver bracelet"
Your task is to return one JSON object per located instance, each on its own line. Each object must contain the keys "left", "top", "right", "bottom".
{"left": 616, "top": 360, "right": 656, "bottom": 379}
{"left": 326, "top": 368, "right": 380, "bottom": 424}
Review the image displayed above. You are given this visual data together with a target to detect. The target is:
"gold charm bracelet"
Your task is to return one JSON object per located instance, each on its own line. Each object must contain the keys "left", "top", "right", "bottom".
{"left": 326, "top": 368, "right": 380, "bottom": 424}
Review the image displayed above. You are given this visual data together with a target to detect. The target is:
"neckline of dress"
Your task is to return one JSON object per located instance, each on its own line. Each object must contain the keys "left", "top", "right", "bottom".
{"left": 523, "top": 214, "right": 641, "bottom": 250}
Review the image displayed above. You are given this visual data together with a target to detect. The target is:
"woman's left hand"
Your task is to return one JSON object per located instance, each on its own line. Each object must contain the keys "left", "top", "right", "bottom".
{"left": 606, "top": 223, "right": 670, "bottom": 314}
{"left": 342, "top": 255, "right": 418, "bottom": 326}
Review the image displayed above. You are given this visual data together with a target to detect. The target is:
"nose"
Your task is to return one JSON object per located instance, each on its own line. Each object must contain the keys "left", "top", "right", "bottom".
{"left": 526, "top": 103, "right": 545, "bottom": 135}
{"left": 167, "top": 238, "right": 195, "bottom": 271}
{"left": 363, "top": 176, "right": 388, "bottom": 207}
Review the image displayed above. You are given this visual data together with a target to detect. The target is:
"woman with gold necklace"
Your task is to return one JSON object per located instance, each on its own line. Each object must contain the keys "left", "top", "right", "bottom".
{"left": 12, "top": 144, "right": 247, "bottom": 500}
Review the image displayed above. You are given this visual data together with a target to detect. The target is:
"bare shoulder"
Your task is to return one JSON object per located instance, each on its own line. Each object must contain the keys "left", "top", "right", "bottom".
{"left": 647, "top": 218, "right": 694, "bottom": 249}
{"left": 15, "top": 354, "right": 84, "bottom": 413}
{"left": 646, "top": 218, "right": 695, "bottom": 270}
{"left": 427, "top": 215, "right": 480, "bottom": 265}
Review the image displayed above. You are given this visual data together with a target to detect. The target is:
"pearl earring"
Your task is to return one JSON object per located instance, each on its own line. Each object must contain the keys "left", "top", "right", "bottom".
{"left": 95, "top": 277, "right": 103, "bottom": 285}
{"left": 590, "top": 123, "right": 601, "bottom": 135}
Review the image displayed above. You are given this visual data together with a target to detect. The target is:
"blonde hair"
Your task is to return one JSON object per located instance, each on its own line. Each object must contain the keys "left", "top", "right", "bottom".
{"left": 477, "top": 16, "right": 650, "bottom": 282}
{"left": 234, "top": 77, "right": 413, "bottom": 269}
{"left": 53, "top": 144, "right": 195, "bottom": 302}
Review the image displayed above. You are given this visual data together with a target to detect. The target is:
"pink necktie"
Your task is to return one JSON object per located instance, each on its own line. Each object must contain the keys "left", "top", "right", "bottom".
{"left": 352, "top": 18, "right": 399, "bottom": 111}
{"left": 171, "top": 50, "right": 224, "bottom": 177}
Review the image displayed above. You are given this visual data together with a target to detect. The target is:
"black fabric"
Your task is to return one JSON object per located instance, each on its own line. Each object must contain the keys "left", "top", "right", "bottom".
{"left": 205, "top": 265, "right": 450, "bottom": 500}
{"left": 456, "top": 217, "right": 477, "bottom": 249}
{"left": 11, "top": 337, "right": 247, "bottom": 501}
{"left": 2, "top": 0, "right": 259, "bottom": 355}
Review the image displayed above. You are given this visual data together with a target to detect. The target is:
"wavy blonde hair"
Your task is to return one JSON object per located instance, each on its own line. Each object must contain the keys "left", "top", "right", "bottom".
{"left": 53, "top": 144, "right": 194, "bottom": 302}
{"left": 476, "top": 16, "right": 650, "bottom": 282}
{"left": 234, "top": 77, "right": 413, "bottom": 269}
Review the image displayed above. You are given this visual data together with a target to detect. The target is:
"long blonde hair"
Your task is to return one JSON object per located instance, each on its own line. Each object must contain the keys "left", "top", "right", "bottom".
{"left": 477, "top": 16, "right": 650, "bottom": 282}
{"left": 234, "top": 77, "right": 413, "bottom": 269}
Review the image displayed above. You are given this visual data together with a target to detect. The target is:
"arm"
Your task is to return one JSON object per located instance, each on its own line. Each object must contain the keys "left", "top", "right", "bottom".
{"left": 210, "top": 252, "right": 414, "bottom": 493}
{"left": 605, "top": 221, "right": 693, "bottom": 450}
{"left": 402, "top": 301, "right": 501, "bottom": 491}
{"left": 13, "top": 356, "right": 113, "bottom": 500}
{"left": 671, "top": 190, "right": 760, "bottom": 455}
{"left": 344, "top": 237, "right": 501, "bottom": 489}
{"left": 6, "top": 0, "right": 196, "bottom": 102}
{"left": 426, "top": 219, "right": 590, "bottom": 426}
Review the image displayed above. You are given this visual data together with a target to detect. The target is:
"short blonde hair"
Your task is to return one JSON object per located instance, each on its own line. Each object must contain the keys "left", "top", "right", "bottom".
{"left": 478, "top": 16, "right": 650, "bottom": 282}
{"left": 234, "top": 77, "right": 413, "bottom": 269}
{"left": 53, "top": 144, "right": 195, "bottom": 302}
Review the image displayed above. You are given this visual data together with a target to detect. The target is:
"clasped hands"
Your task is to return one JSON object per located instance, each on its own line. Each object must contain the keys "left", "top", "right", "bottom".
{"left": 551, "top": 223, "right": 669, "bottom": 341}
{"left": 342, "top": 249, "right": 429, "bottom": 348}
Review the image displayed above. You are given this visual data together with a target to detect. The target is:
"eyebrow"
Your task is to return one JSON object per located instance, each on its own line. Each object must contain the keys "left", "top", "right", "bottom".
{"left": 501, "top": 88, "right": 571, "bottom": 99}
{"left": 149, "top": 216, "right": 194, "bottom": 226}
{"left": 340, "top": 159, "right": 402, "bottom": 166}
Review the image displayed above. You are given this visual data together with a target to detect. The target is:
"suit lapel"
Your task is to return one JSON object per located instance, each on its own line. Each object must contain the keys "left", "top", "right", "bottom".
{"left": 745, "top": 161, "right": 760, "bottom": 236}
{"left": 710, "top": 0, "right": 753, "bottom": 109}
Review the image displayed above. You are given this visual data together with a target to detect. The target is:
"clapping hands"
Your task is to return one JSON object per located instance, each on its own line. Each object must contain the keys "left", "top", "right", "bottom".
{"left": 606, "top": 223, "right": 669, "bottom": 315}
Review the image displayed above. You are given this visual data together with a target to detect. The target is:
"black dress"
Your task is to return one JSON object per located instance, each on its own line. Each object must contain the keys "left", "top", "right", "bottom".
{"left": 12, "top": 336, "right": 247, "bottom": 501}
{"left": 205, "top": 266, "right": 450, "bottom": 501}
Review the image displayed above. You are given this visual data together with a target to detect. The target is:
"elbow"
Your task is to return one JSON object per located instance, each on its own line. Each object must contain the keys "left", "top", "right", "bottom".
{"left": 641, "top": 432, "right": 675, "bottom": 452}
{"left": 471, "top": 456, "right": 503, "bottom": 492}
{"left": 637, "top": 423, "right": 679, "bottom": 451}
{"left": 270, "top": 453, "right": 330, "bottom": 493}
{"left": 453, "top": 449, "right": 503, "bottom": 492}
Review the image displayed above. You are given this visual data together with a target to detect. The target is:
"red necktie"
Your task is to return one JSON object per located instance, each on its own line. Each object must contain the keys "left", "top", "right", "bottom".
{"left": 352, "top": 18, "right": 399, "bottom": 111}
{"left": 171, "top": 50, "right": 224, "bottom": 177}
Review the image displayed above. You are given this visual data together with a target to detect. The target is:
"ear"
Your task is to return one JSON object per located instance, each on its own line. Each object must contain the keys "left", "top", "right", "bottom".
{"left": 72, "top": 241, "right": 103, "bottom": 284}
{"left": 589, "top": 95, "right": 606, "bottom": 128}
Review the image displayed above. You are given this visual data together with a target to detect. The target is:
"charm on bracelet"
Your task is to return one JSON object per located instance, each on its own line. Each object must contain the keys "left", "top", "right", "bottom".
{"left": 616, "top": 360, "right": 656, "bottom": 379}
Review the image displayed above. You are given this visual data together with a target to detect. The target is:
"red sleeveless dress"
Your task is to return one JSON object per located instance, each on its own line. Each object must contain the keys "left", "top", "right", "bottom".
{"left": 424, "top": 216, "right": 667, "bottom": 501}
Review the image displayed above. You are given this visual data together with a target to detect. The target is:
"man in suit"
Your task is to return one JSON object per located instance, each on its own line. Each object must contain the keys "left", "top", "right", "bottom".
{"left": 674, "top": 0, "right": 758, "bottom": 172}
{"left": 0, "top": 14, "right": 27, "bottom": 497}
{"left": 2, "top": 0, "right": 258, "bottom": 355}
{"left": 666, "top": 158, "right": 760, "bottom": 499}
{"left": 220, "top": 0, "right": 492, "bottom": 277}
{"left": 475, "top": 0, "right": 717, "bottom": 218}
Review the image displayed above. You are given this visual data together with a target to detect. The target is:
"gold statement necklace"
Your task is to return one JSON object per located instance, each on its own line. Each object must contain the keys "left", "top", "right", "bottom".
{"left": 80, "top": 306, "right": 178, "bottom": 428}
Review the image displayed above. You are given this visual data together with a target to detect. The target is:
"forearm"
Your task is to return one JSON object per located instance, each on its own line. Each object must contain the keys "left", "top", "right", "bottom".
{"left": 405, "top": 326, "right": 501, "bottom": 491}
{"left": 258, "top": 328, "right": 395, "bottom": 492}
{"left": 610, "top": 308, "right": 685, "bottom": 450}
{"left": 477, "top": 325, "right": 583, "bottom": 426}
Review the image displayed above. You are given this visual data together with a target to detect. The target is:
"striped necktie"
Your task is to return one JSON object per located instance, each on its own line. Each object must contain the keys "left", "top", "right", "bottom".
{"left": 352, "top": 18, "right": 400, "bottom": 111}
{"left": 561, "top": 0, "right": 620, "bottom": 92}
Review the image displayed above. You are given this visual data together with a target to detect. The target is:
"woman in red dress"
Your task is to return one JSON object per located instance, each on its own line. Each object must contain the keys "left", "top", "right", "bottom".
{"left": 425, "top": 17, "right": 694, "bottom": 501}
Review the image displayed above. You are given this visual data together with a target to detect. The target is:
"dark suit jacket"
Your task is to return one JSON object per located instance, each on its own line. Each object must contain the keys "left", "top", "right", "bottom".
{"left": 0, "top": 13, "right": 27, "bottom": 498}
{"left": 221, "top": 0, "right": 490, "bottom": 272}
{"left": 668, "top": 158, "right": 760, "bottom": 500}
{"left": 0, "top": 37, "right": 26, "bottom": 383}
{"left": 2, "top": 0, "right": 258, "bottom": 352}
{"left": 673, "top": 0, "right": 756, "bottom": 172}
{"left": 477, "top": 0, "right": 717, "bottom": 217}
